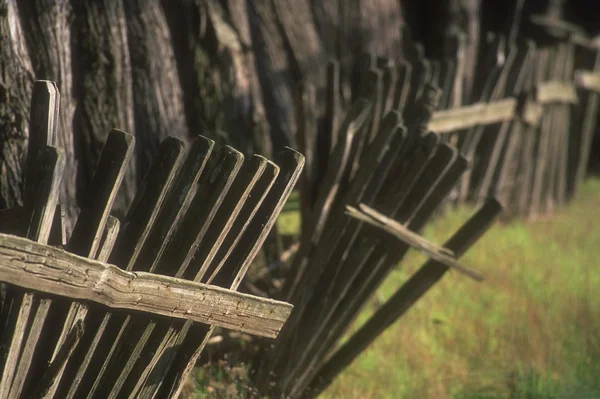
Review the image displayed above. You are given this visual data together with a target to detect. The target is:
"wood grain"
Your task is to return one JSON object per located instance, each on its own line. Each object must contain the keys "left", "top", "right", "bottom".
{"left": 0, "top": 234, "right": 292, "bottom": 338}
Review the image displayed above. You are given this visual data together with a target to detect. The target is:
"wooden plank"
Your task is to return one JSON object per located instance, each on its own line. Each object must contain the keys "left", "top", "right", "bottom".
{"left": 0, "top": 82, "right": 61, "bottom": 397}
{"left": 300, "top": 99, "right": 371, "bottom": 244}
{"left": 106, "top": 155, "right": 269, "bottom": 398}
{"left": 51, "top": 216, "right": 121, "bottom": 399}
{"left": 283, "top": 138, "right": 455, "bottom": 392}
{"left": 535, "top": 80, "right": 578, "bottom": 104}
{"left": 474, "top": 41, "right": 535, "bottom": 203}
{"left": 48, "top": 205, "right": 66, "bottom": 246}
{"left": 49, "top": 129, "right": 135, "bottom": 374}
{"left": 73, "top": 144, "right": 241, "bottom": 397}
{"left": 124, "top": 161, "right": 280, "bottom": 398}
{"left": 0, "top": 293, "right": 34, "bottom": 398}
{"left": 574, "top": 51, "right": 600, "bottom": 191}
{"left": 295, "top": 82, "right": 317, "bottom": 235}
{"left": 0, "top": 233, "right": 293, "bottom": 338}
{"left": 284, "top": 142, "right": 468, "bottom": 396}
{"left": 396, "top": 142, "right": 456, "bottom": 222}
{"left": 31, "top": 320, "right": 84, "bottom": 399}
{"left": 346, "top": 204, "right": 483, "bottom": 281}
{"left": 66, "top": 129, "right": 135, "bottom": 258}
{"left": 392, "top": 60, "right": 412, "bottom": 112}
{"left": 8, "top": 297, "right": 52, "bottom": 399}
{"left": 152, "top": 148, "right": 304, "bottom": 399}
{"left": 109, "top": 136, "right": 186, "bottom": 270}
{"left": 282, "top": 101, "right": 376, "bottom": 301}
{"left": 295, "top": 155, "right": 470, "bottom": 393}
{"left": 575, "top": 69, "right": 600, "bottom": 93}
{"left": 24, "top": 81, "right": 59, "bottom": 210}
{"left": 529, "top": 48, "right": 553, "bottom": 218}
{"left": 97, "top": 216, "right": 121, "bottom": 263}
{"left": 155, "top": 146, "right": 244, "bottom": 278}
{"left": 66, "top": 137, "right": 186, "bottom": 396}
{"left": 190, "top": 155, "right": 269, "bottom": 282}
{"left": 308, "top": 199, "right": 503, "bottom": 398}
{"left": 1, "top": 146, "right": 65, "bottom": 398}
{"left": 266, "top": 115, "right": 408, "bottom": 390}
{"left": 428, "top": 98, "right": 517, "bottom": 133}
{"left": 205, "top": 161, "right": 280, "bottom": 284}
{"left": 138, "top": 136, "right": 215, "bottom": 274}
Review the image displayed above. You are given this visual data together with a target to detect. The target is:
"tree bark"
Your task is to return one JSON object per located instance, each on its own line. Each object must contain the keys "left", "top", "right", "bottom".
{"left": 0, "top": 0, "right": 33, "bottom": 210}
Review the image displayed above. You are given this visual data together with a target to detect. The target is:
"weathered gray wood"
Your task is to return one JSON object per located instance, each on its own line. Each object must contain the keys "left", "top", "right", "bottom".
{"left": 396, "top": 142, "right": 457, "bottom": 222}
{"left": 68, "top": 137, "right": 187, "bottom": 397}
{"left": 156, "top": 146, "right": 244, "bottom": 279}
{"left": 283, "top": 135, "right": 454, "bottom": 394}
{"left": 103, "top": 155, "right": 269, "bottom": 398}
{"left": 575, "top": 69, "right": 600, "bottom": 92}
{"left": 191, "top": 155, "right": 269, "bottom": 281}
{"left": 295, "top": 82, "right": 317, "bottom": 236}
{"left": 289, "top": 154, "right": 470, "bottom": 396}
{"left": 67, "top": 129, "right": 135, "bottom": 259}
{"left": 205, "top": 161, "right": 280, "bottom": 284}
{"left": 24, "top": 82, "right": 59, "bottom": 211}
{"left": 284, "top": 100, "right": 371, "bottom": 300}
{"left": 17, "top": 0, "right": 78, "bottom": 232}
{"left": 154, "top": 148, "right": 304, "bottom": 398}
{"left": 72, "top": 0, "right": 137, "bottom": 218}
{"left": 308, "top": 199, "right": 503, "bottom": 398}
{"left": 0, "top": 145, "right": 65, "bottom": 398}
{"left": 535, "top": 81, "right": 578, "bottom": 104}
{"left": 8, "top": 296, "right": 52, "bottom": 399}
{"left": 474, "top": 41, "right": 535, "bottom": 203}
{"left": 52, "top": 216, "right": 121, "bottom": 399}
{"left": 32, "top": 320, "right": 84, "bottom": 399}
{"left": 49, "top": 129, "right": 135, "bottom": 375}
{"left": 574, "top": 52, "right": 600, "bottom": 191}
{"left": 429, "top": 98, "right": 518, "bottom": 133}
{"left": 109, "top": 137, "right": 185, "bottom": 270}
{"left": 529, "top": 48, "right": 552, "bottom": 218}
{"left": 0, "top": 233, "right": 293, "bottom": 338}
{"left": 49, "top": 205, "right": 66, "bottom": 247}
{"left": 138, "top": 136, "right": 215, "bottom": 274}
{"left": 0, "top": 293, "right": 33, "bottom": 398}
{"left": 265, "top": 113, "right": 409, "bottom": 391}
{"left": 346, "top": 204, "right": 483, "bottom": 281}
{"left": 98, "top": 216, "right": 121, "bottom": 263}
{"left": 392, "top": 61, "right": 412, "bottom": 111}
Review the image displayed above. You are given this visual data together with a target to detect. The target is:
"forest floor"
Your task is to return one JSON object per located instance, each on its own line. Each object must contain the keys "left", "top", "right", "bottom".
{"left": 190, "top": 177, "right": 600, "bottom": 398}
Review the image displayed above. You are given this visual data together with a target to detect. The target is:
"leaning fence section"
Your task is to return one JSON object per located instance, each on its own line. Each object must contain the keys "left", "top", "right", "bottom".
{"left": 243, "top": 32, "right": 600, "bottom": 398}
{"left": 0, "top": 81, "right": 301, "bottom": 398}
{"left": 292, "top": 33, "right": 599, "bottom": 223}
{"left": 247, "top": 80, "right": 502, "bottom": 397}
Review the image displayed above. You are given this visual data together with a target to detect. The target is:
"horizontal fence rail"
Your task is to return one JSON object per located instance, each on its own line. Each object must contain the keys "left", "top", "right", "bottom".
{"left": 0, "top": 81, "right": 302, "bottom": 398}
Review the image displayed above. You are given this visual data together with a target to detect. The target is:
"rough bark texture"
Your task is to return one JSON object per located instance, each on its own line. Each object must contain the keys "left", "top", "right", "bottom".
{"left": 16, "top": 0, "right": 77, "bottom": 231}
{"left": 0, "top": 0, "right": 33, "bottom": 210}
{"left": 0, "top": 0, "right": 428, "bottom": 227}
{"left": 122, "top": 0, "right": 188, "bottom": 176}
{"left": 71, "top": 0, "right": 137, "bottom": 219}
{"left": 4, "top": 0, "right": 591, "bottom": 246}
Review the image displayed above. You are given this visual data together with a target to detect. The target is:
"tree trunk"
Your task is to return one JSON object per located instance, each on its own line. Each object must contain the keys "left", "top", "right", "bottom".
{"left": 0, "top": 0, "right": 413, "bottom": 232}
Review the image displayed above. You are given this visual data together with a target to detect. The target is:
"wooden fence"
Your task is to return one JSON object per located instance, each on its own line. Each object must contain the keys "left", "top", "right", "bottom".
{"left": 0, "top": 81, "right": 302, "bottom": 398}
{"left": 290, "top": 33, "right": 600, "bottom": 223}
{"left": 3, "top": 32, "right": 599, "bottom": 399}
{"left": 248, "top": 84, "right": 502, "bottom": 397}
{"left": 243, "top": 33, "right": 600, "bottom": 398}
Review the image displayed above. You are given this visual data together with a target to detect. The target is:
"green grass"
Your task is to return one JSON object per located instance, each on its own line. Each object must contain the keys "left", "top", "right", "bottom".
{"left": 190, "top": 179, "right": 600, "bottom": 398}
{"left": 321, "top": 178, "right": 600, "bottom": 398}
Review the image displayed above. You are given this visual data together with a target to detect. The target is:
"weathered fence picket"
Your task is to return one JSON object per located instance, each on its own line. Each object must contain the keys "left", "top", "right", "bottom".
{"left": 0, "top": 81, "right": 298, "bottom": 398}
{"left": 245, "top": 30, "right": 600, "bottom": 398}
